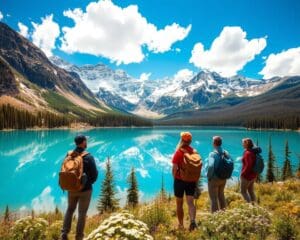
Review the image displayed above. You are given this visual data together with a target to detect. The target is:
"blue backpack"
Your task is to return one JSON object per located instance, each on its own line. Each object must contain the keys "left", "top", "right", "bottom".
{"left": 214, "top": 151, "right": 234, "bottom": 179}
{"left": 252, "top": 153, "right": 264, "bottom": 174}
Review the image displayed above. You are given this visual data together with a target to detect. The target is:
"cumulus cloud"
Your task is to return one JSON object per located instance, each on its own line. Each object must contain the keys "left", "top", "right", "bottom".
{"left": 189, "top": 26, "right": 267, "bottom": 77}
{"left": 0, "top": 11, "right": 3, "bottom": 21}
{"left": 136, "top": 167, "right": 150, "bottom": 178}
{"left": 60, "top": 0, "right": 191, "bottom": 64}
{"left": 173, "top": 68, "right": 194, "bottom": 82}
{"left": 31, "top": 186, "right": 55, "bottom": 212}
{"left": 259, "top": 47, "right": 300, "bottom": 79}
{"left": 31, "top": 14, "right": 60, "bottom": 57}
{"left": 139, "top": 72, "right": 151, "bottom": 81}
{"left": 18, "top": 22, "right": 29, "bottom": 38}
{"left": 175, "top": 48, "right": 181, "bottom": 53}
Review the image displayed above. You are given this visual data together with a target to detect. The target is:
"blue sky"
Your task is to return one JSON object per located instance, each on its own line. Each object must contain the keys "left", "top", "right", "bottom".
{"left": 0, "top": 0, "right": 299, "bottom": 80}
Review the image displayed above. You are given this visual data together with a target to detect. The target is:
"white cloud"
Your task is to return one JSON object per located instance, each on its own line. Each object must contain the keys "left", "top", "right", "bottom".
{"left": 139, "top": 72, "right": 151, "bottom": 81}
{"left": 259, "top": 47, "right": 300, "bottom": 79}
{"left": 134, "top": 134, "right": 164, "bottom": 145}
{"left": 173, "top": 68, "right": 194, "bottom": 82}
{"left": 18, "top": 22, "right": 29, "bottom": 38}
{"left": 60, "top": 0, "right": 191, "bottom": 64}
{"left": 31, "top": 14, "right": 60, "bottom": 57}
{"left": 121, "top": 146, "right": 140, "bottom": 158}
{"left": 136, "top": 167, "right": 150, "bottom": 178}
{"left": 0, "top": 11, "right": 3, "bottom": 21}
{"left": 146, "top": 23, "right": 192, "bottom": 53}
{"left": 189, "top": 26, "right": 267, "bottom": 77}
{"left": 115, "top": 186, "right": 128, "bottom": 206}
{"left": 15, "top": 144, "right": 47, "bottom": 171}
{"left": 31, "top": 186, "right": 55, "bottom": 212}
{"left": 148, "top": 148, "right": 172, "bottom": 168}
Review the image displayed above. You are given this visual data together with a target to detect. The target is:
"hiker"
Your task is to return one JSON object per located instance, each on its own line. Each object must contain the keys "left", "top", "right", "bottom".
{"left": 240, "top": 138, "right": 261, "bottom": 203}
{"left": 206, "top": 136, "right": 234, "bottom": 213}
{"left": 172, "top": 132, "right": 202, "bottom": 231}
{"left": 60, "top": 135, "right": 98, "bottom": 240}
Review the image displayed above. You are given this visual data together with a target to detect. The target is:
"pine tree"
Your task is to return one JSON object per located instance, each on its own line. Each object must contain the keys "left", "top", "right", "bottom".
{"left": 282, "top": 140, "right": 293, "bottom": 180}
{"left": 55, "top": 206, "right": 59, "bottom": 215}
{"left": 97, "top": 158, "right": 119, "bottom": 214}
{"left": 296, "top": 154, "right": 300, "bottom": 178}
{"left": 4, "top": 205, "right": 9, "bottom": 223}
{"left": 255, "top": 139, "right": 262, "bottom": 183}
{"left": 168, "top": 193, "right": 172, "bottom": 202}
{"left": 266, "top": 137, "right": 276, "bottom": 182}
{"left": 127, "top": 167, "right": 139, "bottom": 207}
{"left": 160, "top": 173, "right": 167, "bottom": 200}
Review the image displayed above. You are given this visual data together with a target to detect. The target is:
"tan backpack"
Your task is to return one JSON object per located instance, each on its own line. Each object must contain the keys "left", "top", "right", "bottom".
{"left": 59, "top": 151, "right": 88, "bottom": 192}
{"left": 179, "top": 148, "right": 202, "bottom": 182}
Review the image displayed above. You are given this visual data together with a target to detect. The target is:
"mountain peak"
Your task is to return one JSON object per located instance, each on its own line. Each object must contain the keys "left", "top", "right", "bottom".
{"left": 0, "top": 23, "right": 110, "bottom": 116}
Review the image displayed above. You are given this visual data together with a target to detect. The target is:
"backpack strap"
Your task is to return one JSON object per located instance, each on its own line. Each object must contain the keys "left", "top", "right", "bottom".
{"left": 80, "top": 151, "right": 89, "bottom": 158}
{"left": 180, "top": 148, "right": 188, "bottom": 154}
{"left": 67, "top": 150, "right": 74, "bottom": 156}
{"left": 180, "top": 147, "right": 195, "bottom": 154}
{"left": 214, "top": 150, "right": 227, "bottom": 159}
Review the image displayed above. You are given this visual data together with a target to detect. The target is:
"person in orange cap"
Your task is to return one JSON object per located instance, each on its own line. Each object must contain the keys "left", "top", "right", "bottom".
{"left": 171, "top": 131, "right": 201, "bottom": 231}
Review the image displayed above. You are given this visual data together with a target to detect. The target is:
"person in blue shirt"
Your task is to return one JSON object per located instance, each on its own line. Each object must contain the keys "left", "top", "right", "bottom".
{"left": 206, "top": 136, "right": 232, "bottom": 213}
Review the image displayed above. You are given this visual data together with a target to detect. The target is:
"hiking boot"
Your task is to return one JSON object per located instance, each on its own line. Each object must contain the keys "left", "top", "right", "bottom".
{"left": 189, "top": 220, "right": 197, "bottom": 231}
{"left": 60, "top": 234, "right": 68, "bottom": 240}
{"left": 178, "top": 224, "right": 185, "bottom": 230}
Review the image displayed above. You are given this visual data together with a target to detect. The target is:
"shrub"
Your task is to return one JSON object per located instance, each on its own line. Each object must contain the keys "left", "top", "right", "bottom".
{"left": 199, "top": 204, "right": 271, "bottom": 240}
{"left": 274, "top": 201, "right": 300, "bottom": 219}
{"left": 46, "top": 220, "right": 62, "bottom": 240}
{"left": 273, "top": 214, "right": 298, "bottom": 240}
{"left": 274, "top": 190, "right": 294, "bottom": 202}
{"left": 257, "top": 183, "right": 274, "bottom": 196}
{"left": 0, "top": 222, "right": 12, "bottom": 240}
{"left": 85, "top": 211, "right": 153, "bottom": 240}
{"left": 140, "top": 199, "right": 171, "bottom": 233}
{"left": 284, "top": 180, "right": 300, "bottom": 192}
{"left": 11, "top": 216, "right": 48, "bottom": 240}
{"left": 224, "top": 190, "right": 243, "bottom": 207}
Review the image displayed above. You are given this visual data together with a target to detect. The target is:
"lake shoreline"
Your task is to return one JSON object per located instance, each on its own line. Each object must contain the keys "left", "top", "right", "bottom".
{"left": 1, "top": 125, "right": 299, "bottom": 132}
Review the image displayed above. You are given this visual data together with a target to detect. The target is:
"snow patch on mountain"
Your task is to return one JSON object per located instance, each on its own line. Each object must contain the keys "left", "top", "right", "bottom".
{"left": 50, "top": 56, "right": 282, "bottom": 118}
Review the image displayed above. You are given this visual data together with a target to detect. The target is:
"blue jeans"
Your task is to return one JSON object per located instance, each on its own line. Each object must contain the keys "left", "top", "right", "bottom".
{"left": 61, "top": 190, "right": 92, "bottom": 240}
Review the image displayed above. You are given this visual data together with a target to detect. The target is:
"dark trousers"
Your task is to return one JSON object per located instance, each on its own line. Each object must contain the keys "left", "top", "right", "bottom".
{"left": 61, "top": 190, "right": 92, "bottom": 240}
{"left": 240, "top": 176, "right": 256, "bottom": 203}
{"left": 208, "top": 178, "right": 226, "bottom": 213}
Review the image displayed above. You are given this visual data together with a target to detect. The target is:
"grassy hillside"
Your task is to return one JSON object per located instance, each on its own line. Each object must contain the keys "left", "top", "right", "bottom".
{"left": 1, "top": 180, "right": 299, "bottom": 239}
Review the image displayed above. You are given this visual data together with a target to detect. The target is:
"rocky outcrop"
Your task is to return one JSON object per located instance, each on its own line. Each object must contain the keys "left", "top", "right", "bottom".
{"left": 0, "top": 58, "right": 18, "bottom": 96}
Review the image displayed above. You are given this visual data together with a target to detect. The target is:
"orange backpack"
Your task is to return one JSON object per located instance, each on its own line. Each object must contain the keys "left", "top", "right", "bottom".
{"left": 59, "top": 151, "right": 88, "bottom": 192}
{"left": 179, "top": 148, "right": 202, "bottom": 182}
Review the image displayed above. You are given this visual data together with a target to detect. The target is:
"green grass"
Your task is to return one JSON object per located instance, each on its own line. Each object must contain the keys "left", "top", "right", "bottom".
{"left": 42, "top": 91, "right": 97, "bottom": 118}
{"left": 1, "top": 180, "right": 300, "bottom": 239}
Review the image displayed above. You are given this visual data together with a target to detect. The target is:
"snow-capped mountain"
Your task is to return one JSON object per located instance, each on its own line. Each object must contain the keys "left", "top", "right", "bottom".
{"left": 50, "top": 56, "right": 283, "bottom": 118}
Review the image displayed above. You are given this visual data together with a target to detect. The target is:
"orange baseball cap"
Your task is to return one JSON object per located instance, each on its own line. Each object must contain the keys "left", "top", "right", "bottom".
{"left": 180, "top": 132, "right": 192, "bottom": 142}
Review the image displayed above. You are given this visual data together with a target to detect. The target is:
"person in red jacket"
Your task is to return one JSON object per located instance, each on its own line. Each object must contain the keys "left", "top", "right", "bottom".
{"left": 172, "top": 132, "right": 198, "bottom": 231}
{"left": 240, "top": 138, "right": 261, "bottom": 203}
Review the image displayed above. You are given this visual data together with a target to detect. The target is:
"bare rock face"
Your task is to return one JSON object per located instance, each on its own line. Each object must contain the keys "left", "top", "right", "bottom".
{"left": 0, "top": 58, "right": 18, "bottom": 96}
{"left": 0, "top": 22, "right": 97, "bottom": 105}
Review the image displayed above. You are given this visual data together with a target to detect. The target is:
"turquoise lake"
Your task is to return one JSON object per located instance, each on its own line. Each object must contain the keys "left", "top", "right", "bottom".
{"left": 0, "top": 127, "right": 299, "bottom": 215}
